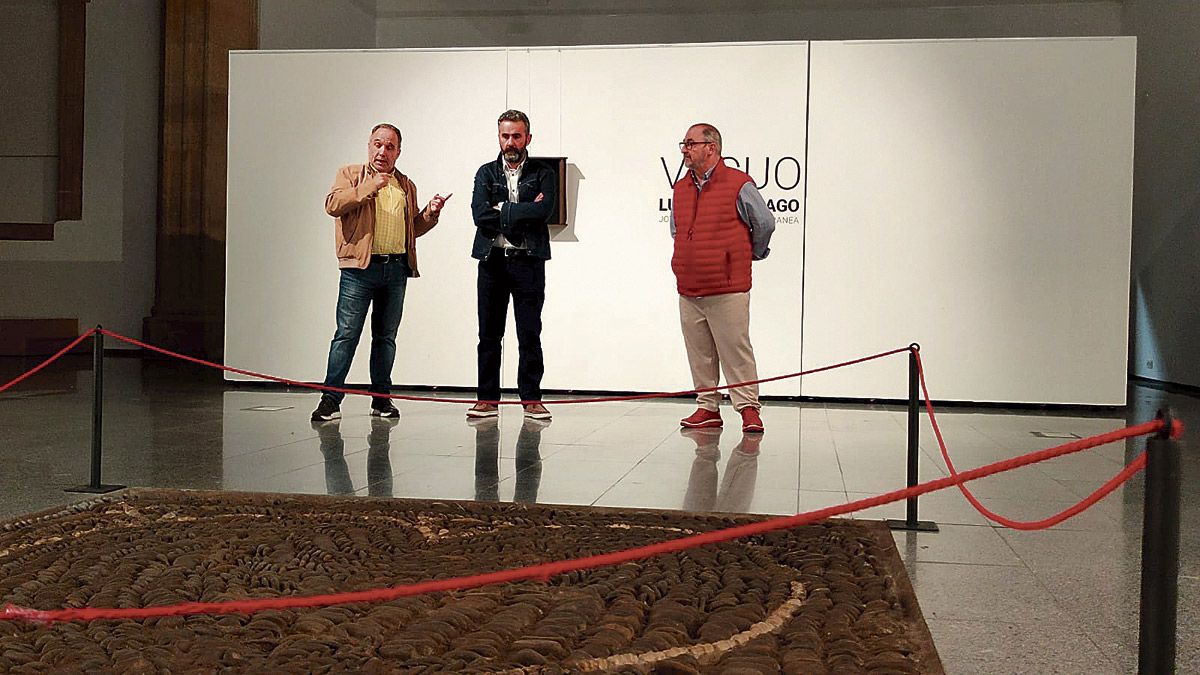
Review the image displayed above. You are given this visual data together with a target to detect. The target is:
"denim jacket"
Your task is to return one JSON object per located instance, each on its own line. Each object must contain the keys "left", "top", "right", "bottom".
{"left": 470, "top": 154, "right": 557, "bottom": 260}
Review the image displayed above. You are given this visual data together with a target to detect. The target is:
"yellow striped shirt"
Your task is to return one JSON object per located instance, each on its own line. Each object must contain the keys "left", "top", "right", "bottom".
{"left": 372, "top": 173, "right": 407, "bottom": 254}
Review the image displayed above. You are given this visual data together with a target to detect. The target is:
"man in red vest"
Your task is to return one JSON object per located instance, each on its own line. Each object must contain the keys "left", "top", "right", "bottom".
{"left": 670, "top": 123, "right": 775, "bottom": 433}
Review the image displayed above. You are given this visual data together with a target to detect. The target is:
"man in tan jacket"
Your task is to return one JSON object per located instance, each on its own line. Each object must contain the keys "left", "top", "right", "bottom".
{"left": 311, "top": 123, "right": 450, "bottom": 422}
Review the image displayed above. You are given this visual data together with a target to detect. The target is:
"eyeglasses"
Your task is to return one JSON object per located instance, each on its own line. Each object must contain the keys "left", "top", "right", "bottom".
{"left": 678, "top": 140, "right": 714, "bottom": 150}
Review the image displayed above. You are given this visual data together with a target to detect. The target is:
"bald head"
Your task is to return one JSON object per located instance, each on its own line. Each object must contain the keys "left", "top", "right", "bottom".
{"left": 689, "top": 123, "right": 722, "bottom": 153}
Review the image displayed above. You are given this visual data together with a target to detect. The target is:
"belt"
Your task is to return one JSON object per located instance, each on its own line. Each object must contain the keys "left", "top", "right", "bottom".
{"left": 371, "top": 253, "right": 406, "bottom": 264}
{"left": 494, "top": 247, "right": 532, "bottom": 258}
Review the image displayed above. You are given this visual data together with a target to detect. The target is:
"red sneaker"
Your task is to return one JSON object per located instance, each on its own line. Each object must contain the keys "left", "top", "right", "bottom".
{"left": 523, "top": 403, "right": 552, "bottom": 420}
{"left": 467, "top": 402, "right": 499, "bottom": 418}
{"left": 740, "top": 407, "right": 764, "bottom": 433}
{"left": 680, "top": 408, "right": 722, "bottom": 429}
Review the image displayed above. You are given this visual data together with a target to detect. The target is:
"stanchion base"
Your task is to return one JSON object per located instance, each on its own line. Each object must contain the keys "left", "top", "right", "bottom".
{"left": 885, "top": 519, "right": 940, "bottom": 532}
{"left": 65, "top": 484, "right": 126, "bottom": 494}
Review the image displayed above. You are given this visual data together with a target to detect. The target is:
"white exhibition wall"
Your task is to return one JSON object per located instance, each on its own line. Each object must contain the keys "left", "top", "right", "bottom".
{"left": 535, "top": 44, "right": 808, "bottom": 395}
{"left": 227, "top": 43, "right": 808, "bottom": 397}
{"left": 803, "top": 38, "right": 1135, "bottom": 404}
{"left": 226, "top": 38, "right": 1135, "bottom": 405}
{"left": 227, "top": 49, "right": 507, "bottom": 392}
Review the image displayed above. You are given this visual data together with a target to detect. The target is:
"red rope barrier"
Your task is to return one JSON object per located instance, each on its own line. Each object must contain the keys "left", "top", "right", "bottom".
{"left": 0, "top": 329, "right": 97, "bottom": 394}
{"left": 0, "top": 329, "right": 1176, "bottom": 623}
{"left": 1, "top": 418, "right": 1162, "bottom": 624}
{"left": 912, "top": 350, "right": 1168, "bottom": 530}
{"left": 98, "top": 328, "right": 907, "bottom": 406}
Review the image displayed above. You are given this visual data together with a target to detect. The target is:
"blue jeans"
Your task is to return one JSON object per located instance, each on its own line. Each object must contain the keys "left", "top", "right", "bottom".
{"left": 320, "top": 257, "right": 409, "bottom": 404}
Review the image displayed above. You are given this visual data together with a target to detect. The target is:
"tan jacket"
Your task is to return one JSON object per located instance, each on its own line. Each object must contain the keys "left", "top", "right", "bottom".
{"left": 325, "top": 164, "right": 439, "bottom": 274}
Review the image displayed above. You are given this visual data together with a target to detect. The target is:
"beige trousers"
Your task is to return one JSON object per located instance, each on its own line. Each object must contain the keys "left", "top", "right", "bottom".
{"left": 678, "top": 292, "right": 760, "bottom": 411}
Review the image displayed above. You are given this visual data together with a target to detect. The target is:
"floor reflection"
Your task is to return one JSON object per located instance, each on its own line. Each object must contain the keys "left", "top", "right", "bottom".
{"left": 681, "top": 428, "right": 761, "bottom": 514}
{"left": 311, "top": 417, "right": 398, "bottom": 497}
{"left": 471, "top": 417, "right": 549, "bottom": 503}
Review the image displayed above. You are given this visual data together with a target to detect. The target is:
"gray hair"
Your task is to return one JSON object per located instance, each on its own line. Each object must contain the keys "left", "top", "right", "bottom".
{"left": 497, "top": 109, "right": 531, "bottom": 134}
{"left": 370, "top": 123, "right": 402, "bottom": 144}
{"left": 691, "top": 123, "right": 722, "bottom": 153}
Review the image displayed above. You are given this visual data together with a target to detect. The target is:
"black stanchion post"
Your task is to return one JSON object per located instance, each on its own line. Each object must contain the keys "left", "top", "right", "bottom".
{"left": 1138, "top": 408, "right": 1182, "bottom": 674}
{"left": 887, "top": 343, "right": 938, "bottom": 532}
{"left": 66, "top": 326, "right": 125, "bottom": 494}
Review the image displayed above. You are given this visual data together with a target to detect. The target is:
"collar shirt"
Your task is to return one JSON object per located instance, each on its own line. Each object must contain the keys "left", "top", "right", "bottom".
{"left": 369, "top": 167, "right": 407, "bottom": 255}
{"left": 494, "top": 157, "right": 527, "bottom": 249}
{"left": 504, "top": 159, "right": 524, "bottom": 201}
{"left": 690, "top": 163, "right": 717, "bottom": 192}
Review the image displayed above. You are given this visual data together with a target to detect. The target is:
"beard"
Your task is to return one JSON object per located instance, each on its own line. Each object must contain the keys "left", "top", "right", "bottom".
{"left": 502, "top": 148, "right": 526, "bottom": 164}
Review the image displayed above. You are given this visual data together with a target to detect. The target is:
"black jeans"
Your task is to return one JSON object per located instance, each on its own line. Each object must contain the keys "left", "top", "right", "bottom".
{"left": 476, "top": 252, "right": 545, "bottom": 402}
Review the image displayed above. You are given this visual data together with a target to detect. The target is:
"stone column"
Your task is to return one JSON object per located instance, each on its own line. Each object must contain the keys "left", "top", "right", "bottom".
{"left": 144, "top": 0, "right": 256, "bottom": 359}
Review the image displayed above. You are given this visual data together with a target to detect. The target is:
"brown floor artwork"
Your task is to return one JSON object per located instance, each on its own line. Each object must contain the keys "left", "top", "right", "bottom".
{"left": 0, "top": 489, "right": 942, "bottom": 673}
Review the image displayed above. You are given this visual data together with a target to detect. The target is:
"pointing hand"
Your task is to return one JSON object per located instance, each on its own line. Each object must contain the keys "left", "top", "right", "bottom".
{"left": 427, "top": 192, "right": 452, "bottom": 215}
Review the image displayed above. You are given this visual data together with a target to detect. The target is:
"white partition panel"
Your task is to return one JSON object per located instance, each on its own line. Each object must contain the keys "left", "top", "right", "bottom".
{"left": 227, "top": 39, "right": 1134, "bottom": 405}
{"left": 802, "top": 38, "right": 1135, "bottom": 404}
{"left": 226, "top": 49, "right": 508, "bottom": 388}
{"left": 226, "top": 44, "right": 806, "bottom": 397}
{"left": 537, "top": 43, "right": 807, "bottom": 395}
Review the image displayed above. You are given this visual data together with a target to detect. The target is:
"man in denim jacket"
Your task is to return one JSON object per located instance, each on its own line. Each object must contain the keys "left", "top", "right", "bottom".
{"left": 466, "top": 110, "right": 557, "bottom": 421}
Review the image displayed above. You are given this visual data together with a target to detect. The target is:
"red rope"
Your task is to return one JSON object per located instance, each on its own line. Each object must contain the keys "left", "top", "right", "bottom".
{"left": 0, "top": 330, "right": 1176, "bottom": 622}
{"left": 913, "top": 350, "right": 1165, "bottom": 530}
{"left": 98, "top": 328, "right": 907, "bottom": 406}
{"left": 1, "top": 418, "right": 1161, "bottom": 624}
{"left": 0, "top": 329, "right": 97, "bottom": 394}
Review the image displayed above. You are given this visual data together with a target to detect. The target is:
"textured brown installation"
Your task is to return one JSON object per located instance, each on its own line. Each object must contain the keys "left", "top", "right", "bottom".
{"left": 0, "top": 489, "right": 942, "bottom": 673}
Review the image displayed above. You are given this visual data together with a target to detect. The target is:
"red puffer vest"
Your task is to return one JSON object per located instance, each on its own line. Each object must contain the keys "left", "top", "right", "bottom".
{"left": 671, "top": 162, "right": 754, "bottom": 297}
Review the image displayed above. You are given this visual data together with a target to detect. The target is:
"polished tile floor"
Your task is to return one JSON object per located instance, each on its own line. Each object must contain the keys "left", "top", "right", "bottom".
{"left": 1, "top": 355, "right": 1197, "bottom": 673}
